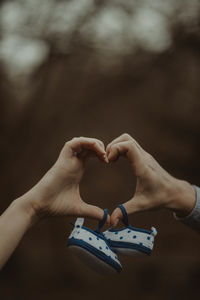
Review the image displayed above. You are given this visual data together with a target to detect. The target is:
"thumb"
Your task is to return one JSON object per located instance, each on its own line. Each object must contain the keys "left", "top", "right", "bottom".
{"left": 110, "top": 197, "right": 141, "bottom": 227}
{"left": 80, "top": 203, "right": 110, "bottom": 224}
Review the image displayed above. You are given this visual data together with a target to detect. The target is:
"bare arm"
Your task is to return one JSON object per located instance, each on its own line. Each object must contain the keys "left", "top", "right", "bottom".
{"left": 0, "top": 195, "right": 36, "bottom": 269}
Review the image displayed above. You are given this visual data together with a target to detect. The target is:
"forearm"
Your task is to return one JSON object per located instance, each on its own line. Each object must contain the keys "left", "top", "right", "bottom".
{"left": 0, "top": 194, "right": 37, "bottom": 269}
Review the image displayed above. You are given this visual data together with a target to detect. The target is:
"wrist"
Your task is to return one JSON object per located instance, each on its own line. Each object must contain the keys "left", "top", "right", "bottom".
{"left": 166, "top": 179, "right": 196, "bottom": 218}
{"left": 13, "top": 193, "right": 40, "bottom": 227}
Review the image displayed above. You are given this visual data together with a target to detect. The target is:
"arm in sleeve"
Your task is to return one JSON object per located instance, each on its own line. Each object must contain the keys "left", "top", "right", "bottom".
{"left": 174, "top": 186, "right": 200, "bottom": 232}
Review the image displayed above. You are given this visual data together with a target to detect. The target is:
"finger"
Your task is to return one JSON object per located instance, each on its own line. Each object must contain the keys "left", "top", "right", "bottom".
{"left": 80, "top": 148, "right": 108, "bottom": 163}
{"left": 110, "top": 207, "right": 123, "bottom": 227}
{"left": 110, "top": 197, "right": 141, "bottom": 227}
{"left": 85, "top": 138, "right": 106, "bottom": 154}
{"left": 107, "top": 133, "right": 143, "bottom": 156}
{"left": 80, "top": 203, "right": 111, "bottom": 224}
{"left": 67, "top": 137, "right": 107, "bottom": 162}
{"left": 88, "top": 139, "right": 108, "bottom": 162}
{"left": 69, "top": 137, "right": 105, "bottom": 153}
{"left": 73, "top": 137, "right": 107, "bottom": 162}
{"left": 94, "top": 139, "right": 106, "bottom": 153}
{"left": 107, "top": 133, "right": 132, "bottom": 154}
{"left": 107, "top": 141, "right": 142, "bottom": 170}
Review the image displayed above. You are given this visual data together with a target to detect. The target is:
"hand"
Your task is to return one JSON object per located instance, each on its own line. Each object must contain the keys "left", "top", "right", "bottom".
{"left": 106, "top": 134, "right": 196, "bottom": 227}
{"left": 24, "top": 137, "right": 108, "bottom": 221}
{"left": 0, "top": 137, "right": 109, "bottom": 270}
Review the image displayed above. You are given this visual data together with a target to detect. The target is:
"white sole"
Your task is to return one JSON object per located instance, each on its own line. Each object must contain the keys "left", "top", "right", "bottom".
{"left": 69, "top": 245, "right": 119, "bottom": 275}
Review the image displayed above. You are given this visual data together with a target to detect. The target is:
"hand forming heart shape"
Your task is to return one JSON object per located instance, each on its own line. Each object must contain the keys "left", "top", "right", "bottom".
{"left": 1, "top": 134, "right": 196, "bottom": 271}
{"left": 28, "top": 134, "right": 196, "bottom": 226}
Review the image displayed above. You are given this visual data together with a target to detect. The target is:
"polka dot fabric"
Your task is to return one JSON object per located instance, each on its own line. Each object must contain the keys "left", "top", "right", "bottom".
{"left": 67, "top": 206, "right": 157, "bottom": 274}
{"left": 67, "top": 216, "right": 122, "bottom": 274}
{"left": 103, "top": 204, "right": 157, "bottom": 256}
{"left": 103, "top": 226, "right": 157, "bottom": 256}
{"left": 68, "top": 222, "right": 120, "bottom": 263}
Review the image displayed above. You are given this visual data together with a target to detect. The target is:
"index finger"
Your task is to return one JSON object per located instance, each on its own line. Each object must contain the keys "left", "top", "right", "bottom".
{"left": 107, "top": 140, "right": 144, "bottom": 174}
{"left": 107, "top": 133, "right": 143, "bottom": 156}
{"left": 67, "top": 137, "right": 107, "bottom": 162}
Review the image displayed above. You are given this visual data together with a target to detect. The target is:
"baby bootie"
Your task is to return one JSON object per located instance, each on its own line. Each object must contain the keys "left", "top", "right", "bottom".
{"left": 67, "top": 209, "right": 122, "bottom": 275}
{"left": 103, "top": 205, "right": 157, "bottom": 256}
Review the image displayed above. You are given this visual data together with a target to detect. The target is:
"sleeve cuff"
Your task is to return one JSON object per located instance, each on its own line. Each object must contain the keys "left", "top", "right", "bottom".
{"left": 174, "top": 185, "right": 200, "bottom": 232}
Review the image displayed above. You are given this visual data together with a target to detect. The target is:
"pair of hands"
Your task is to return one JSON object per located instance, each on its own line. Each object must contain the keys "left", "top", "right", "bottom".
{"left": 25, "top": 134, "right": 196, "bottom": 227}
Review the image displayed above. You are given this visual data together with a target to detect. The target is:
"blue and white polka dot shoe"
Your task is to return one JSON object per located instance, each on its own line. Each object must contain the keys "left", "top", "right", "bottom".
{"left": 103, "top": 205, "right": 157, "bottom": 256}
{"left": 67, "top": 209, "right": 122, "bottom": 275}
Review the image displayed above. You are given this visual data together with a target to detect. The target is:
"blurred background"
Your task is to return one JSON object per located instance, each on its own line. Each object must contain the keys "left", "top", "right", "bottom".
{"left": 0, "top": 0, "right": 200, "bottom": 299}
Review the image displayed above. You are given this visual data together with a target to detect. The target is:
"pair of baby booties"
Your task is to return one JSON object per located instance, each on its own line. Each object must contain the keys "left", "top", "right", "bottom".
{"left": 67, "top": 205, "right": 157, "bottom": 275}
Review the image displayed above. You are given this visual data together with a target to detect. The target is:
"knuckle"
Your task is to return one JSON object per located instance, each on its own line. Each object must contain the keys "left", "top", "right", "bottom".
{"left": 68, "top": 137, "right": 80, "bottom": 146}
{"left": 64, "top": 141, "right": 70, "bottom": 147}
{"left": 98, "top": 140, "right": 104, "bottom": 146}
{"left": 122, "top": 133, "right": 131, "bottom": 139}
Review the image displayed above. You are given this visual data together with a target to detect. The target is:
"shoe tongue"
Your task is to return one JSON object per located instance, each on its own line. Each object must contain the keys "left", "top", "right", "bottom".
{"left": 74, "top": 218, "right": 84, "bottom": 228}
{"left": 151, "top": 227, "right": 157, "bottom": 237}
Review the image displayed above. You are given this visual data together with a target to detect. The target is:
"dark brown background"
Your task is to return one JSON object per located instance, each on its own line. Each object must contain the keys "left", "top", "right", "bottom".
{"left": 1, "top": 27, "right": 200, "bottom": 300}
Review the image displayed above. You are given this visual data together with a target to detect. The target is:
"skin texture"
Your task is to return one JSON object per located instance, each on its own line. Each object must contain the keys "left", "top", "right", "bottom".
{"left": 28, "top": 137, "right": 109, "bottom": 220}
{"left": 106, "top": 134, "right": 197, "bottom": 227}
{"left": 0, "top": 137, "right": 109, "bottom": 269}
{"left": 0, "top": 134, "right": 197, "bottom": 269}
